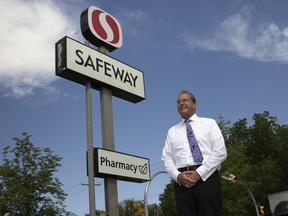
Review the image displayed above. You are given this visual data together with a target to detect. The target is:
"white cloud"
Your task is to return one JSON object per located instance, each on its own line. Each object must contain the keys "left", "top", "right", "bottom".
{"left": 118, "top": 9, "right": 151, "bottom": 38}
{"left": 184, "top": 6, "right": 288, "bottom": 64}
{"left": 122, "top": 10, "right": 146, "bottom": 20}
{"left": 0, "top": 0, "right": 77, "bottom": 98}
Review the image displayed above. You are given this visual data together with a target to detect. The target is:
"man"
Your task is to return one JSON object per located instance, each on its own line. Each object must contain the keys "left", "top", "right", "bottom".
{"left": 161, "top": 90, "right": 227, "bottom": 216}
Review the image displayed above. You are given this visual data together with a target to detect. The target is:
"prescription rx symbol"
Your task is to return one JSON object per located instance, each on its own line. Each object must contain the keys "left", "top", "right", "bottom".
{"left": 81, "top": 6, "right": 123, "bottom": 52}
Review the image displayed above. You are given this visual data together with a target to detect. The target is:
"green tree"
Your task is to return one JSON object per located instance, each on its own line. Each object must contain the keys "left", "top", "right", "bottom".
{"left": 119, "top": 199, "right": 136, "bottom": 216}
{"left": 159, "top": 180, "right": 176, "bottom": 216}
{"left": 0, "top": 132, "right": 75, "bottom": 216}
{"left": 221, "top": 111, "right": 288, "bottom": 215}
{"left": 147, "top": 203, "right": 162, "bottom": 216}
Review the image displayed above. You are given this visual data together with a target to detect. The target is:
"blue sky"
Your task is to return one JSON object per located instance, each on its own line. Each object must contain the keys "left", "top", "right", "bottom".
{"left": 1, "top": 0, "right": 288, "bottom": 215}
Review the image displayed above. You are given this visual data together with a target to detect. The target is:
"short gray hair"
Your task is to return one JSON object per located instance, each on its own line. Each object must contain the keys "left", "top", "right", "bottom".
{"left": 178, "top": 90, "right": 196, "bottom": 103}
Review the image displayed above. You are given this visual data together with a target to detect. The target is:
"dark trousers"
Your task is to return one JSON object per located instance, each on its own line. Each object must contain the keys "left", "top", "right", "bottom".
{"left": 174, "top": 170, "right": 222, "bottom": 216}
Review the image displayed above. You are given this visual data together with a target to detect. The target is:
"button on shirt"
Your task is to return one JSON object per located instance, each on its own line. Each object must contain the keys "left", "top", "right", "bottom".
{"left": 161, "top": 114, "right": 227, "bottom": 181}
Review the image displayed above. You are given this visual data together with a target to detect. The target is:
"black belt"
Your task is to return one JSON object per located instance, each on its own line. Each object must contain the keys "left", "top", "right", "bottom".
{"left": 178, "top": 165, "right": 201, "bottom": 172}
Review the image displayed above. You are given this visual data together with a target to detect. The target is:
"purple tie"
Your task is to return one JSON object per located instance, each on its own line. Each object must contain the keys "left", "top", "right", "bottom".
{"left": 185, "top": 119, "right": 203, "bottom": 164}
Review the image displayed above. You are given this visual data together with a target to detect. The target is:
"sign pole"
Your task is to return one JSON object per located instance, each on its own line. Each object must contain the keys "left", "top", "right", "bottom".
{"left": 85, "top": 40, "right": 96, "bottom": 216}
{"left": 56, "top": 6, "right": 146, "bottom": 215}
{"left": 99, "top": 46, "right": 119, "bottom": 216}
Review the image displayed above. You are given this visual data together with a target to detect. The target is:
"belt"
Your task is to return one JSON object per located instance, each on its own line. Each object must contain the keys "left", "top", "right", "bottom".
{"left": 178, "top": 165, "right": 201, "bottom": 172}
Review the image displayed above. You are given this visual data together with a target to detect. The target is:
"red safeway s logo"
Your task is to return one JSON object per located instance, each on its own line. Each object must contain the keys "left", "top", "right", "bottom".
{"left": 81, "top": 6, "right": 123, "bottom": 52}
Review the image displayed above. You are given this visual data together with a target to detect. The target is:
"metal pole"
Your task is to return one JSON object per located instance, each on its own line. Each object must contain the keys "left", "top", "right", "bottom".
{"left": 144, "top": 171, "right": 167, "bottom": 216}
{"left": 86, "top": 80, "right": 96, "bottom": 216}
{"left": 99, "top": 46, "right": 119, "bottom": 216}
{"left": 246, "top": 186, "right": 260, "bottom": 216}
{"left": 222, "top": 175, "right": 259, "bottom": 216}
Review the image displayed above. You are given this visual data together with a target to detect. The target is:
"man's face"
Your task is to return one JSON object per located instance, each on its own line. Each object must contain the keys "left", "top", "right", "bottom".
{"left": 177, "top": 93, "right": 196, "bottom": 119}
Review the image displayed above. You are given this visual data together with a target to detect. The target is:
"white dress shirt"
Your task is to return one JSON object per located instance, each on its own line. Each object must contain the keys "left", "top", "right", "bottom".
{"left": 161, "top": 114, "right": 227, "bottom": 181}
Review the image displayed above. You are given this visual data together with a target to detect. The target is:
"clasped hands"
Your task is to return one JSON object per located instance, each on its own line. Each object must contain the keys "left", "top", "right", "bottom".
{"left": 177, "top": 171, "right": 201, "bottom": 188}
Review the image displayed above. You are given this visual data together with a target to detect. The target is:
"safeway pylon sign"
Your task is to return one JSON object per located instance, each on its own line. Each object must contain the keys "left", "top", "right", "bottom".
{"left": 56, "top": 36, "right": 145, "bottom": 103}
{"left": 56, "top": 5, "right": 145, "bottom": 103}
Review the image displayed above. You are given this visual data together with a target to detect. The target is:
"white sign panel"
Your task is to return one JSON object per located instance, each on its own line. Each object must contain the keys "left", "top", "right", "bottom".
{"left": 56, "top": 36, "right": 145, "bottom": 103}
{"left": 94, "top": 148, "right": 150, "bottom": 182}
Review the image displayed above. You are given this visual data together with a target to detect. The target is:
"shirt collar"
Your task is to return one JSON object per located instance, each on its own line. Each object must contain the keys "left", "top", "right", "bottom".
{"left": 182, "top": 113, "right": 198, "bottom": 123}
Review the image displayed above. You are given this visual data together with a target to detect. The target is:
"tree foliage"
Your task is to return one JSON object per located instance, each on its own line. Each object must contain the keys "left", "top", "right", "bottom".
{"left": 147, "top": 203, "right": 162, "bottom": 216}
{"left": 118, "top": 199, "right": 162, "bottom": 216}
{"left": 0, "top": 132, "right": 74, "bottom": 216}
{"left": 133, "top": 201, "right": 145, "bottom": 216}
{"left": 159, "top": 180, "right": 176, "bottom": 216}
{"left": 119, "top": 199, "right": 137, "bottom": 216}
{"left": 159, "top": 112, "right": 288, "bottom": 216}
